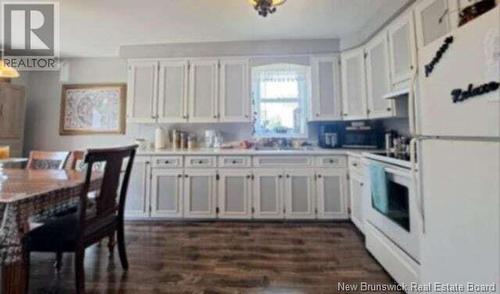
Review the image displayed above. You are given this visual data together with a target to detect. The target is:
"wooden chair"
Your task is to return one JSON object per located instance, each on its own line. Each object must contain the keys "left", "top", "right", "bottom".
{"left": 24, "top": 145, "right": 138, "bottom": 294}
{"left": 65, "top": 150, "right": 85, "bottom": 170}
{"left": 26, "top": 151, "right": 71, "bottom": 170}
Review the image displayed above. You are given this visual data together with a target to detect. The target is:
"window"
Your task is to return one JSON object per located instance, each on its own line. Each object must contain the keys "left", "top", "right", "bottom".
{"left": 252, "top": 64, "right": 310, "bottom": 138}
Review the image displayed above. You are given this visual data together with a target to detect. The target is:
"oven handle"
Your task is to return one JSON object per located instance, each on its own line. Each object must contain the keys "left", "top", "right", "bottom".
{"left": 383, "top": 167, "right": 411, "bottom": 178}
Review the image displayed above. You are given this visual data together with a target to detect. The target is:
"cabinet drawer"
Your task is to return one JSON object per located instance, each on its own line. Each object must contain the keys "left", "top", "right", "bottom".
{"left": 185, "top": 156, "right": 216, "bottom": 168}
{"left": 218, "top": 156, "right": 251, "bottom": 168}
{"left": 152, "top": 156, "right": 183, "bottom": 168}
{"left": 348, "top": 156, "right": 364, "bottom": 175}
{"left": 315, "top": 156, "right": 347, "bottom": 168}
{"left": 253, "top": 156, "right": 314, "bottom": 167}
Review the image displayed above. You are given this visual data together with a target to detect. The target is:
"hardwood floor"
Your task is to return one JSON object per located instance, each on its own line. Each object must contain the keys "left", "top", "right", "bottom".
{"left": 29, "top": 222, "right": 400, "bottom": 294}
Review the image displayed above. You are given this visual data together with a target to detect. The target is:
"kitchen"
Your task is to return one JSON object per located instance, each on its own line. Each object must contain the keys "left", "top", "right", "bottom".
{"left": 0, "top": 0, "right": 498, "bottom": 293}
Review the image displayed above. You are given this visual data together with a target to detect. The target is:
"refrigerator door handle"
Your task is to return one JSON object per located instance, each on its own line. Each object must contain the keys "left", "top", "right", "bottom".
{"left": 410, "top": 137, "right": 425, "bottom": 233}
{"left": 409, "top": 68, "right": 418, "bottom": 137}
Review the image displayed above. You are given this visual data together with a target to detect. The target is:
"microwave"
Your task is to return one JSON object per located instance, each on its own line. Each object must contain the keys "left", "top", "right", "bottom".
{"left": 318, "top": 121, "right": 383, "bottom": 149}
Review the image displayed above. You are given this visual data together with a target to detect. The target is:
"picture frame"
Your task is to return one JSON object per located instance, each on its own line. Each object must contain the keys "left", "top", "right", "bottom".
{"left": 59, "top": 83, "right": 126, "bottom": 135}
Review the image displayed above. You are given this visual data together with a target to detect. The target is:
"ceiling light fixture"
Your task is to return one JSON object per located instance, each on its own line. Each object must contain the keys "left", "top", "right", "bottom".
{"left": 0, "top": 60, "right": 19, "bottom": 79}
{"left": 249, "top": 0, "right": 286, "bottom": 17}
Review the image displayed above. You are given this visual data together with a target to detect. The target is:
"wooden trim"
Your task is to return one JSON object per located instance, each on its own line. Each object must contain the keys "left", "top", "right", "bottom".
{"left": 59, "top": 83, "right": 127, "bottom": 135}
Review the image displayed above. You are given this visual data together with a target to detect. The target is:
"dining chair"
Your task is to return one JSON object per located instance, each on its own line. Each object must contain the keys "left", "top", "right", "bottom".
{"left": 26, "top": 151, "right": 71, "bottom": 170}
{"left": 65, "top": 150, "right": 85, "bottom": 170}
{"left": 24, "top": 145, "right": 138, "bottom": 294}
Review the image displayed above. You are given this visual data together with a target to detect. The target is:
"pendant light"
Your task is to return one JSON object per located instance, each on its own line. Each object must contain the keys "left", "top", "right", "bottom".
{"left": 249, "top": 0, "right": 286, "bottom": 17}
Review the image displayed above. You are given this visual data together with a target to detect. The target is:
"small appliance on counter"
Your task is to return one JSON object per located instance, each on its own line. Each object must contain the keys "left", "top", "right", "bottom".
{"left": 318, "top": 121, "right": 384, "bottom": 149}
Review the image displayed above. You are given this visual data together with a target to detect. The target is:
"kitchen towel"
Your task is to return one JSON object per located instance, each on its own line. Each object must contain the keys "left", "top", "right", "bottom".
{"left": 369, "top": 163, "right": 389, "bottom": 214}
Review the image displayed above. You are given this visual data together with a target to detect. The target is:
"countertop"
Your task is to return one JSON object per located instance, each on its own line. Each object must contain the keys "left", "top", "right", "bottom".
{"left": 137, "top": 147, "right": 381, "bottom": 156}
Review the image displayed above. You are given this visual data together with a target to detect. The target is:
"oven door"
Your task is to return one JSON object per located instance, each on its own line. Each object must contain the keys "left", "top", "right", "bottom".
{"left": 366, "top": 162, "right": 420, "bottom": 262}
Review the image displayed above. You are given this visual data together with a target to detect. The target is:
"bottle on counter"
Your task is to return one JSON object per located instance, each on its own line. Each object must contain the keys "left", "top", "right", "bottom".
{"left": 172, "top": 130, "right": 180, "bottom": 150}
{"left": 187, "top": 135, "right": 197, "bottom": 150}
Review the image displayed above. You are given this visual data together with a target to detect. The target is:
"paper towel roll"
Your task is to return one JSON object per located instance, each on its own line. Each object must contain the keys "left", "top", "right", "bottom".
{"left": 155, "top": 127, "right": 165, "bottom": 150}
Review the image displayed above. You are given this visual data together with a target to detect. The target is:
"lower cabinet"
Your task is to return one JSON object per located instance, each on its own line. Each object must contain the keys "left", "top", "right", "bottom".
{"left": 151, "top": 168, "right": 184, "bottom": 218}
{"left": 316, "top": 168, "right": 348, "bottom": 219}
{"left": 349, "top": 172, "right": 365, "bottom": 232}
{"left": 253, "top": 169, "right": 284, "bottom": 219}
{"left": 284, "top": 169, "right": 316, "bottom": 219}
{"left": 218, "top": 169, "right": 252, "bottom": 219}
{"left": 124, "top": 157, "right": 150, "bottom": 218}
{"left": 183, "top": 169, "right": 217, "bottom": 218}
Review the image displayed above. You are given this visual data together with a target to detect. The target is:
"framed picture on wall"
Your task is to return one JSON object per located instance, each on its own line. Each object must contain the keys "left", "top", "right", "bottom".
{"left": 59, "top": 83, "right": 126, "bottom": 135}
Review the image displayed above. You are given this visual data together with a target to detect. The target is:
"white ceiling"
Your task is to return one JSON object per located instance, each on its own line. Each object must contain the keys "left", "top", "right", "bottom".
{"left": 3, "top": 0, "right": 410, "bottom": 57}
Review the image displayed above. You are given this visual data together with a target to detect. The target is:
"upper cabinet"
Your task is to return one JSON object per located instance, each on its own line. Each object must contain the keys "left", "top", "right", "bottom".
{"left": 127, "top": 58, "right": 250, "bottom": 124}
{"left": 188, "top": 59, "right": 219, "bottom": 122}
{"left": 310, "top": 56, "right": 342, "bottom": 121}
{"left": 365, "top": 31, "right": 394, "bottom": 119}
{"left": 219, "top": 59, "right": 251, "bottom": 122}
{"left": 127, "top": 60, "right": 158, "bottom": 123}
{"left": 157, "top": 60, "right": 189, "bottom": 123}
{"left": 414, "top": 0, "right": 453, "bottom": 48}
{"left": 341, "top": 47, "right": 368, "bottom": 120}
{"left": 387, "top": 11, "right": 417, "bottom": 90}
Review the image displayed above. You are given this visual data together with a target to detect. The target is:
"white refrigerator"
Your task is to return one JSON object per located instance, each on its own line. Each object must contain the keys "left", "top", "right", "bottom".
{"left": 414, "top": 6, "right": 499, "bottom": 290}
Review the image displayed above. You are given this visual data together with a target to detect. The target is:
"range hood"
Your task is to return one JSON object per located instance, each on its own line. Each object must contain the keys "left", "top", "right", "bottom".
{"left": 383, "top": 88, "right": 409, "bottom": 100}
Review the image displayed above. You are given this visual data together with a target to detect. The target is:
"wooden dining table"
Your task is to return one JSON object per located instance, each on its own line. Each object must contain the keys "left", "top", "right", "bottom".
{"left": 0, "top": 168, "right": 102, "bottom": 294}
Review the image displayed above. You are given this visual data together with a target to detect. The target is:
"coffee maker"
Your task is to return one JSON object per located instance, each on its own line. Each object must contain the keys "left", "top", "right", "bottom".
{"left": 318, "top": 123, "right": 342, "bottom": 148}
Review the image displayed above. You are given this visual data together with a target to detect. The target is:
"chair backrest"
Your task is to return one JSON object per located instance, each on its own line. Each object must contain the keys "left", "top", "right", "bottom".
{"left": 77, "top": 145, "right": 137, "bottom": 238}
{"left": 26, "top": 151, "right": 70, "bottom": 170}
{"left": 65, "top": 150, "right": 85, "bottom": 170}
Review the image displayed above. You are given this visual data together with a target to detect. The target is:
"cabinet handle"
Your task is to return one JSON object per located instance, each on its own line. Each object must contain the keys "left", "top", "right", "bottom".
{"left": 387, "top": 107, "right": 392, "bottom": 111}
{"left": 278, "top": 175, "right": 283, "bottom": 178}
{"left": 329, "top": 159, "right": 335, "bottom": 163}
{"left": 213, "top": 115, "right": 217, "bottom": 119}
{"left": 352, "top": 163, "right": 358, "bottom": 167}
{"left": 178, "top": 174, "right": 183, "bottom": 178}
{"left": 164, "top": 160, "right": 170, "bottom": 164}
{"left": 316, "top": 113, "right": 319, "bottom": 117}
{"left": 317, "top": 174, "right": 322, "bottom": 178}
{"left": 360, "top": 182, "right": 364, "bottom": 186}
{"left": 343, "top": 113, "right": 348, "bottom": 116}
{"left": 184, "top": 175, "right": 189, "bottom": 178}
{"left": 244, "top": 114, "right": 249, "bottom": 118}
{"left": 246, "top": 175, "right": 251, "bottom": 179}
{"left": 198, "top": 160, "right": 203, "bottom": 164}
{"left": 286, "top": 174, "right": 290, "bottom": 178}
{"left": 232, "top": 160, "right": 237, "bottom": 164}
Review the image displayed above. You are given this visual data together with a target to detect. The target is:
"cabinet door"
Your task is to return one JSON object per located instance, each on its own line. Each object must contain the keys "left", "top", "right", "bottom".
{"left": 349, "top": 172, "right": 365, "bottom": 233}
{"left": 151, "top": 168, "right": 184, "bottom": 218}
{"left": 188, "top": 60, "right": 219, "bottom": 122}
{"left": 365, "top": 32, "right": 394, "bottom": 119}
{"left": 310, "top": 56, "right": 342, "bottom": 121}
{"left": 219, "top": 59, "right": 251, "bottom": 122}
{"left": 157, "top": 60, "right": 188, "bottom": 123}
{"left": 253, "top": 169, "right": 284, "bottom": 219}
{"left": 341, "top": 47, "right": 368, "bottom": 120}
{"left": 316, "top": 168, "right": 348, "bottom": 219}
{"left": 127, "top": 60, "right": 158, "bottom": 123}
{"left": 284, "top": 169, "right": 316, "bottom": 219}
{"left": 0, "top": 85, "right": 25, "bottom": 139}
{"left": 218, "top": 169, "right": 252, "bottom": 219}
{"left": 125, "top": 157, "right": 150, "bottom": 218}
{"left": 183, "top": 169, "right": 217, "bottom": 218}
{"left": 388, "top": 12, "right": 417, "bottom": 88}
{"left": 415, "top": 0, "right": 451, "bottom": 48}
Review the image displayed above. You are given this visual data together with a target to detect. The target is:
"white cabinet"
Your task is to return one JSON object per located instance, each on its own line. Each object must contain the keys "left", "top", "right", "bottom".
{"left": 183, "top": 169, "right": 217, "bottom": 218}
{"left": 349, "top": 172, "right": 365, "bottom": 233}
{"left": 125, "top": 157, "right": 150, "bottom": 218}
{"left": 219, "top": 59, "right": 251, "bottom": 122}
{"left": 316, "top": 168, "right": 348, "bottom": 219}
{"left": 284, "top": 169, "right": 316, "bottom": 219}
{"left": 150, "top": 169, "right": 184, "bottom": 218}
{"left": 127, "top": 60, "right": 158, "bottom": 123}
{"left": 310, "top": 56, "right": 342, "bottom": 121}
{"left": 341, "top": 47, "right": 368, "bottom": 120}
{"left": 365, "top": 31, "right": 394, "bottom": 119}
{"left": 253, "top": 169, "right": 284, "bottom": 219}
{"left": 387, "top": 11, "right": 417, "bottom": 89}
{"left": 218, "top": 169, "right": 252, "bottom": 219}
{"left": 415, "top": 0, "right": 453, "bottom": 48}
{"left": 157, "top": 60, "right": 189, "bottom": 123}
{"left": 188, "top": 60, "right": 219, "bottom": 122}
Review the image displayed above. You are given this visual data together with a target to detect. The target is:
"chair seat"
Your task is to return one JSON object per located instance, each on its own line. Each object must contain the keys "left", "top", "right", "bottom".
{"left": 26, "top": 213, "right": 117, "bottom": 253}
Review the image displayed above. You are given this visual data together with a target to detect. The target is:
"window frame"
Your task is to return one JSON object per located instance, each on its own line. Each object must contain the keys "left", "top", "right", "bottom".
{"left": 252, "top": 63, "right": 311, "bottom": 139}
